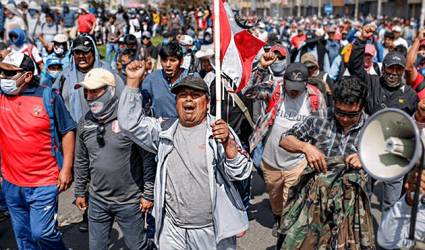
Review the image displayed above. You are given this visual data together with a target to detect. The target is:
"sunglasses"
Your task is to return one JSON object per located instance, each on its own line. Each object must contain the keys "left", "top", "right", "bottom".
{"left": 334, "top": 107, "right": 362, "bottom": 118}
{"left": 72, "top": 49, "right": 91, "bottom": 56}
{"left": 96, "top": 125, "right": 105, "bottom": 147}
{"left": 0, "top": 69, "right": 22, "bottom": 77}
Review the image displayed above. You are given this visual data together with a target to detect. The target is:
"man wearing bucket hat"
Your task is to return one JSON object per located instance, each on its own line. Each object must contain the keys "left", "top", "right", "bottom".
{"left": 0, "top": 52, "right": 76, "bottom": 249}
{"left": 73, "top": 68, "right": 154, "bottom": 250}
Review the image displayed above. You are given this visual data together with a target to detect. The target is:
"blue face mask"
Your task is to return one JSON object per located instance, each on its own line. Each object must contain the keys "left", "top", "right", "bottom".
{"left": 47, "top": 70, "right": 60, "bottom": 80}
{"left": 163, "top": 38, "right": 170, "bottom": 45}
{"left": 29, "top": 9, "right": 37, "bottom": 17}
{"left": 419, "top": 67, "right": 425, "bottom": 76}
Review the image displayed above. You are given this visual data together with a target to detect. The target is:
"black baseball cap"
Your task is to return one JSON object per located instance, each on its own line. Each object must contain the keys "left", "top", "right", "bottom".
{"left": 383, "top": 52, "right": 406, "bottom": 68}
{"left": 171, "top": 75, "right": 210, "bottom": 96}
{"left": 72, "top": 36, "right": 95, "bottom": 53}
{"left": 284, "top": 62, "right": 308, "bottom": 82}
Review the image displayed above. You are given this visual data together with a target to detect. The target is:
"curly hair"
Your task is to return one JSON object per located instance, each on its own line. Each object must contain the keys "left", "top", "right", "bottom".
{"left": 333, "top": 77, "right": 368, "bottom": 106}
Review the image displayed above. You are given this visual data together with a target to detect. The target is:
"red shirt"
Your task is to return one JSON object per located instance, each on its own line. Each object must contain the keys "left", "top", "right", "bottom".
{"left": 0, "top": 86, "right": 76, "bottom": 187}
{"left": 77, "top": 13, "right": 96, "bottom": 34}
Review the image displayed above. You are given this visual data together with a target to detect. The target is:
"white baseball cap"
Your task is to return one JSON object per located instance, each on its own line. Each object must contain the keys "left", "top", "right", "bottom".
{"left": 75, "top": 68, "right": 116, "bottom": 90}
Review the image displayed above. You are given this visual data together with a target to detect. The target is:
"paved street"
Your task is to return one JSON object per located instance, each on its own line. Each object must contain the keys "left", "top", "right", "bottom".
{"left": 0, "top": 171, "right": 383, "bottom": 250}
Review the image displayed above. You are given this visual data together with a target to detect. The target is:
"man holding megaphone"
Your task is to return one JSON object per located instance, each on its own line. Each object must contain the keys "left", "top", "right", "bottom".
{"left": 377, "top": 99, "right": 425, "bottom": 249}
{"left": 275, "top": 77, "right": 375, "bottom": 249}
{"left": 348, "top": 23, "right": 419, "bottom": 212}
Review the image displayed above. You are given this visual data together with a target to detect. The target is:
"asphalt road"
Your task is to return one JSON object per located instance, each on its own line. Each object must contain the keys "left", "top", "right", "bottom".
{"left": 0, "top": 171, "right": 383, "bottom": 250}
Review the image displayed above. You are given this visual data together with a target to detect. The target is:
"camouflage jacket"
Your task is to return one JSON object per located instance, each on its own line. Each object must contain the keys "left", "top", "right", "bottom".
{"left": 279, "top": 157, "right": 375, "bottom": 250}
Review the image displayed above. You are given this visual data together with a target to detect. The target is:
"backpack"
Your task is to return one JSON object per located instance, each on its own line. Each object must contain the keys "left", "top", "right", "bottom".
{"left": 251, "top": 83, "right": 321, "bottom": 169}
{"left": 42, "top": 87, "right": 63, "bottom": 169}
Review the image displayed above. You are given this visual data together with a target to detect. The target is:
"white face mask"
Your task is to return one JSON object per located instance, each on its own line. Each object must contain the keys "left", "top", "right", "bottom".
{"left": 0, "top": 78, "right": 19, "bottom": 95}
{"left": 0, "top": 73, "right": 25, "bottom": 95}
{"left": 54, "top": 45, "right": 65, "bottom": 55}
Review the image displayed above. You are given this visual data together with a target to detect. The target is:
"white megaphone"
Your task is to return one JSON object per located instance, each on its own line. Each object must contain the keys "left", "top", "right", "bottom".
{"left": 359, "top": 108, "right": 425, "bottom": 243}
{"left": 358, "top": 108, "right": 422, "bottom": 181}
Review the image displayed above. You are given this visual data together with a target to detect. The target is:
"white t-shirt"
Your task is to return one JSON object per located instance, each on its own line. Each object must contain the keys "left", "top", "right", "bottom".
{"left": 262, "top": 90, "right": 311, "bottom": 170}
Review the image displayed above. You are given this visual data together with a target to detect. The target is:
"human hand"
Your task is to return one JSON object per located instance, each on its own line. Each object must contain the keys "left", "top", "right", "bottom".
{"left": 360, "top": 24, "right": 376, "bottom": 41}
{"left": 303, "top": 144, "right": 327, "bottom": 172}
{"left": 211, "top": 119, "right": 231, "bottom": 145}
{"left": 125, "top": 60, "right": 146, "bottom": 88}
{"left": 260, "top": 52, "right": 277, "bottom": 68}
{"left": 140, "top": 198, "right": 153, "bottom": 213}
{"left": 405, "top": 169, "right": 425, "bottom": 206}
{"left": 57, "top": 168, "right": 73, "bottom": 192}
{"left": 345, "top": 153, "right": 362, "bottom": 169}
{"left": 75, "top": 196, "right": 88, "bottom": 211}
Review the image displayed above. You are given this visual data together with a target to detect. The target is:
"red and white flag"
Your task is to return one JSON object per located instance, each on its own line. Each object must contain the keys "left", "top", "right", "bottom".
{"left": 217, "top": 0, "right": 265, "bottom": 92}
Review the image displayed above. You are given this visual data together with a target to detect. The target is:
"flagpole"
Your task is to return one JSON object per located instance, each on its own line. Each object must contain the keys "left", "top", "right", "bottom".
{"left": 214, "top": 0, "right": 222, "bottom": 120}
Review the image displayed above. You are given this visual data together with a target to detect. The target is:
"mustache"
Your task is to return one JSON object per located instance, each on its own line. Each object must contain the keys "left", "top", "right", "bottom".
{"left": 183, "top": 102, "right": 195, "bottom": 108}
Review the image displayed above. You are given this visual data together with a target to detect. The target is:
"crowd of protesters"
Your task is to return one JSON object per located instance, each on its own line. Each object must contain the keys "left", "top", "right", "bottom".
{"left": 1, "top": 1, "right": 425, "bottom": 249}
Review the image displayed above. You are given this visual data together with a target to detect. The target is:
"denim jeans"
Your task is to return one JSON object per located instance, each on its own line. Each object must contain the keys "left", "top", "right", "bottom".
{"left": 106, "top": 42, "right": 119, "bottom": 66}
{"left": 382, "top": 177, "right": 404, "bottom": 211}
{"left": 0, "top": 181, "right": 7, "bottom": 212}
{"left": 88, "top": 196, "right": 148, "bottom": 250}
{"left": 2, "top": 179, "right": 66, "bottom": 250}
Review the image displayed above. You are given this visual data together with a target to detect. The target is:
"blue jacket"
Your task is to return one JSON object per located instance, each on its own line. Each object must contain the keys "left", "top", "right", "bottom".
{"left": 0, "top": 4, "right": 4, "bottom": 32}
{"left": 63, "top": 11, "right": 76, "bottom": 28}
{"left": 141, "top": 69, "right": 189, "bottom": 118}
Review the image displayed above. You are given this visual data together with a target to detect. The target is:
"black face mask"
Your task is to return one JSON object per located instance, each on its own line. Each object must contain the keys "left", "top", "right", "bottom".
{"left": 269, "top": 59, "right": 286, "bottom": 76}
{"left": 383, "top": 71, "right": 402, "bottom": 88}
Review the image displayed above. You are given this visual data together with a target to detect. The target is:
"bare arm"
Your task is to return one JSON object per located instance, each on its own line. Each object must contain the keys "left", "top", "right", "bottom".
{"left": 280, "top": 135, "right": 327, "bottom": 172}
{"left": 57, "top": 131, "right": 75, "bottom": 192}
{"left": 279, "top": 135, "right": 309, "bottom": 154}
{"left": 406, "top": 30, "right": 425, "bottom": 85}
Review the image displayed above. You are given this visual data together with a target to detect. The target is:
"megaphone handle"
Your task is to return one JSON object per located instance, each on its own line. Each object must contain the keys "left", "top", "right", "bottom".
{"left": 408, "top": 141, "right": 425, "bottom": 240}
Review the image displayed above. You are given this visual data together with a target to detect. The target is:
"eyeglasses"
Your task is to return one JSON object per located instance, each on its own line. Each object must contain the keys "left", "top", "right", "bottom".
{"left": 96, "top": 125, "right": 105, "bottom": 147}
{"left": 334, "top": 107, "right": 362, "bottom": 118}
{"left": 0, "top": 69, "right": 21, "bottom": 78}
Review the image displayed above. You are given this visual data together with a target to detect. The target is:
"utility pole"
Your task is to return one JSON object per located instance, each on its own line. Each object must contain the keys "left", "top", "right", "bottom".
{"left": 421, "top": 0, "right": 425, "bottom": 29}
{"left": 297, "top": 0, "right": 301, "bottom": 17}
{"left": 354, "top": 0, "right": 359, "bottom": 21}
{"left": 318, "top": 0, "right": 321, "bottom": 17}
{"left": 377, "top": 0, "right": 382, "bottom": 18}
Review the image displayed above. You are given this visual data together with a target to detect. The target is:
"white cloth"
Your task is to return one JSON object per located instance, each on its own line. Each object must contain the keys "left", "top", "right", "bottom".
{"left": 378, "top": 195, "right": 425, "bottom": 248}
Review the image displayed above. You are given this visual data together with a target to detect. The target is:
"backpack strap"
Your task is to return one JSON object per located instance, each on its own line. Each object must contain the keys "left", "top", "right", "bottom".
{"left": 42, "top": 87, "right": 63, "bottom": 169}
{"left": 307, "top": 83, "right": 320, "bottom": 112}
{"left": 265, "top": 82, "right": 282, "bottom": 113}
